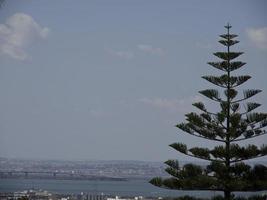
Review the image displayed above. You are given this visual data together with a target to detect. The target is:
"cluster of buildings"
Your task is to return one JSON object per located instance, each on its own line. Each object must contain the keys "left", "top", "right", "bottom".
{"left": 0, "top": 190, "right": 52, "bottom": 200}
{"left": 0, "top": 190, "right": 162, "bottom": 200}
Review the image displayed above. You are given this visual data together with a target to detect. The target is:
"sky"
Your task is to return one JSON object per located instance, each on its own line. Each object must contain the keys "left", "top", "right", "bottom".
{"left": 0, "top": 0, "right": 267, "bottom": 161}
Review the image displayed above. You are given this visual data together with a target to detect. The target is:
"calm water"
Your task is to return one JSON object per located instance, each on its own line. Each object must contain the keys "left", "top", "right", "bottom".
{"left": 0, "top": 178, "right": 264, "bottom": 198}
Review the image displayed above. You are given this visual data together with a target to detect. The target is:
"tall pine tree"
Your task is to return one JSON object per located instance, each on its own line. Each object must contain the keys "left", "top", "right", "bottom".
{"left": 150, "top": 24, "right": 267, "bottom": 200}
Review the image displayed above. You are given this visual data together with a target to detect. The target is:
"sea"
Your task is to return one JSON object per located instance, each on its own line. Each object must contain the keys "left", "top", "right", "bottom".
{"left": 0, "top": 178, "right": 265, "bottom": 198}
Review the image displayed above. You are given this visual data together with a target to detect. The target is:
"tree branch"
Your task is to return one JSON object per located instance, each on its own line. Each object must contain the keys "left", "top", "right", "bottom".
{"left": 185, "top": 132, "right": 225, "bottom": 142}
{"left": 230, "top": 154, "right": 267, "bottom": 163}
{"left": 179, "top": 152, "right": 225, "bottom": 163}
{"left": 231, "top": 131, "right": 267, "bottom": 142}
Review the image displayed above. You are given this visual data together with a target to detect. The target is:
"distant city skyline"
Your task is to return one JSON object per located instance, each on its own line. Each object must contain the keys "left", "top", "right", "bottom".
{"left": 0, "top": 0, "right": 267, "bottom": 161}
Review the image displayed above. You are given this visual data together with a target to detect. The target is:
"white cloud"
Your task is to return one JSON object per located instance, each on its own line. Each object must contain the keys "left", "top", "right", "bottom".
{"left": 246, "top": 27, "right": 267, "bottom": 49}
{"left": 0, "top": 13, "right": 50, "bottom": 60}
{"left": 137, "top": 44, "right": 164, "bottom": 56}
{"left": 105, "top": 47, "right": 134, "bottom": 59}
{"left": 139, "top": 95, "right": 203, "bottom": 113}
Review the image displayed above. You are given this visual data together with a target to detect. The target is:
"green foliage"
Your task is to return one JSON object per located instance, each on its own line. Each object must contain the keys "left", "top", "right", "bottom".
{"left": 172, "top": 196, "right": 204, "bottom": 200}
{"left": 208, "top": 61, "right": 246, "bottom": 72}
{"left": 189, "top": 147, "right": 210, "bottom": 159}
{"left": 150, "top": 25, "right": 267, "bottom": 200}
{"left": 18, "top": 197, "right": 29, "bottom": 200}
{"left": 210, "top": 146, "right": 226, "bottom": 159}
{"left": 219, "top": 34, "right": 238, "bottom": 39}
{"left": 225, "top": 89, "right": 238, "bottom": 100}
{"left": 170, "top": 143, "right": 188, "bottom": 154}
{"left": 243, "top": 90, "right": 262, "bottom": 100}
{"left": 246, "top": 113, "right": 267, "bottom": 124}
{"left": 150, "top": 177, "right": 163, "bottom": 187}
{"left": 199, "top": 89, "right": 220, "bottom": 101}
{"left": 186, "top": 112, "right": 206, "bottom": 127}
{"left": 214, "top": 52, "right": 243, "bottom": 61}
{"left": 201, "top": 75, "right": 251, "bottom": 88}
{"left": 219, "top": 39, "right": 239, "bottom": 46}
{"left": 247, "top": 196, "right": 267, "bottom": 200}
{"left": 211, "top": 196, "right": 225, "bottom": 200}
{"left": 165, "top": 160, "right": 180, "bottom": 170}
{"left": 245, "top": 103, "right": 261, "bottom": 113}
{"left": 182, "top": 164, "right": 203, "bottom": 177}
{"left": 164, "top": 195, "right": 267, "bottom": 200}
{"left": 192, "top": 102, "right": 206, "bottom": 112}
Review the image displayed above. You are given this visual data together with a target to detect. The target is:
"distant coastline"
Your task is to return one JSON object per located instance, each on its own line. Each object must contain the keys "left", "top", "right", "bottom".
{"left": 1, "top": 157, "right": 266, "bottom": 180}
{"left": 0, "top": 174, "right": 127, "bottom": 181}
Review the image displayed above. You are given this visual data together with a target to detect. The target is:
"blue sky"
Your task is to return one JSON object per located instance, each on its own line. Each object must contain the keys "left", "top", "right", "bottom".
{"left": 0, "top": 0, "right": 267, "bottom": 161}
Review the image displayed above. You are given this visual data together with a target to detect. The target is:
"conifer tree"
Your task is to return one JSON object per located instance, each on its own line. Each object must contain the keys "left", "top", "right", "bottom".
{"left": 150, "top": 24, "right": 267, "bottom": 200}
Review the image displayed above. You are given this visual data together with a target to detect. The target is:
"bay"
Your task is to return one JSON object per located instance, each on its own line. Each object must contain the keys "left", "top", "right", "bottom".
{"left": 0, "top": 178, "right": 265, "bottom": 198}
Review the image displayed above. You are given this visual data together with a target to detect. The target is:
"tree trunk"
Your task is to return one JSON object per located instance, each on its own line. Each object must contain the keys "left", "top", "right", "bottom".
{"left": 225, "top": 23, "right": 232, "bottom": 200}
{"left": 224, "top": 190, "right": 231, "bottom": 200}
